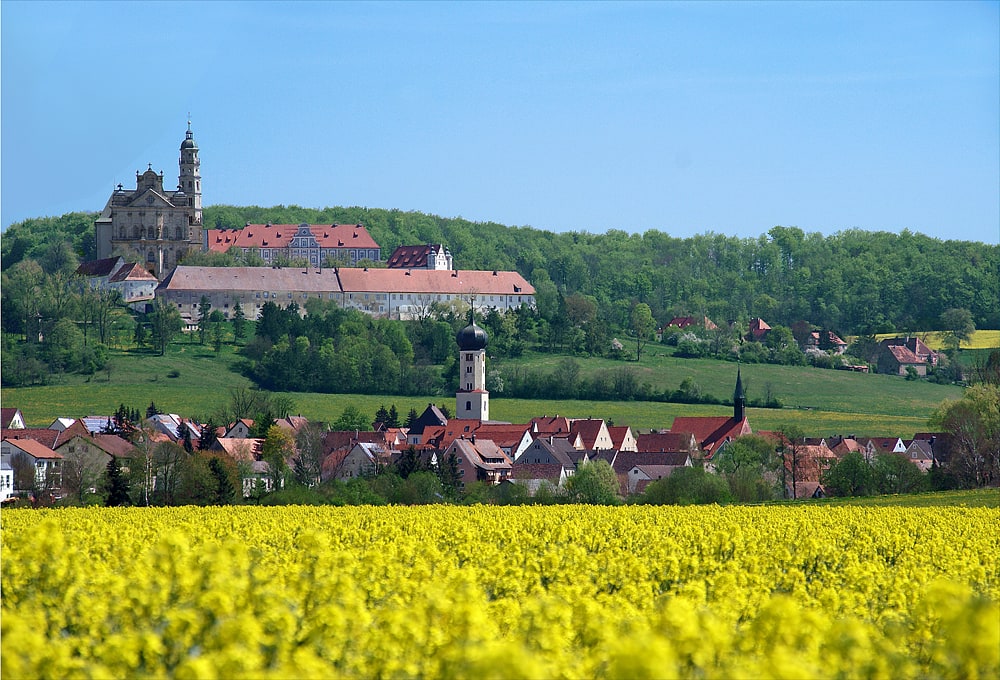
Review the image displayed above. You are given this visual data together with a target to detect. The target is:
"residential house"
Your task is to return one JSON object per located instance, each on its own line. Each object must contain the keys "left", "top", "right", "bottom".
{"left": 516, "top": 436, "right": 584, "bottom": 473}
{"left": 635, "top": 431, "right": 698, "bottom": 454}
{"left": 627, "top": 464, "right": 686, "bottom": 495}
{"left": 407, "top": 404, "right": 450, "bottom": 446}
{"left": 444, "top": 437, "right": 513, "bottom": 487}
{"left": 0, "top": 459, "right": 13, "bottom": 502}
{"left": 783, "top": 444, "right": 838, "bottom": 498}
{"left": 607, "top": 426, "right": 638, "bottom": 453}
{"left": 904, "top": 439, "right": 935, "bottom": 472}
{"left": 803, "top": 331, "right": 848, "bottom": 354}
{"left": 616, "top": 452, "right": 692, "bottom": 495}
{"left": 223, "top": 419, "right": 255, "bottom": 439}
{"left": 1, "top": 437, "right": 63, "bottom": 492}
{"left": 882, "top": 337, "right": 939, "bottom": 366}
{"left": 860, "top": 437, "right": 908, "bottom": 461}
{"left": 55, "top": 432, "right": 136, "bottom": 497}
{"left": 508, "top": 463, "right": 567, "bottom": 495}
{"left": 748, "top": 318, "right": 771, "bottom": 342}
{"left": 876, "top": 343, "right": 928, "bottom": 377}
{"left": 1, "top": 408, "right": 26, "bottom": 430}
{"left": 386, "top": 244, "right": 453, "bottom": 270}
{"left": 663, "top": 316, "right": 719, "bottom": 333}
{"left": 570, "top": 419, "right": 614, "bottom": 451}
{"left": 336, "top": 442, "right": 390, "bottom": 480}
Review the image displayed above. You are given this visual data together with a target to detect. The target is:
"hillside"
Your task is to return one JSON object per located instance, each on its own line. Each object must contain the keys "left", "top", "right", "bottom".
{"left": 2, "top": 340, "right": 963, "bottom": 438}
{"left": 3, "top": 206, "right": 999, "bottom": 337}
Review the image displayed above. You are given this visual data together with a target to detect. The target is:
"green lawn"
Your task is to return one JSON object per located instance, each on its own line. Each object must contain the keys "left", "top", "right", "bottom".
{"left": 782, "top": 488, "right": 1000, "bottom": 508}
{"left": 2, "top": 339, "right": 965, "bottom": 437}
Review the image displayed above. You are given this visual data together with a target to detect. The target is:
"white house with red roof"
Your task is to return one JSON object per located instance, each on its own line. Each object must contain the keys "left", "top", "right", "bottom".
{"left": 1, "top": 437, "right": 63, "bottom": 491}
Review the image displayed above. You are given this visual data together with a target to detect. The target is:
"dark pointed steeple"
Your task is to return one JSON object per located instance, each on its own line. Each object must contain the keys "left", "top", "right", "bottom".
{"left": 734, "top": 364, "right": 746, "bottom": 422}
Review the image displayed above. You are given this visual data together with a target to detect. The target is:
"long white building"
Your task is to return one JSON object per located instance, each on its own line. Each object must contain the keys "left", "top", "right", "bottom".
{"left": 156, "top": 266, "right": 535, "bottom": 322}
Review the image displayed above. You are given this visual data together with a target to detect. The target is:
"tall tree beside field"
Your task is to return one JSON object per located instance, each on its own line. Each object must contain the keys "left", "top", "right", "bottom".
{"left": 565, "top": 460, "right": 620, "bottom": 504}
{"left": 931, "top": 384, "right": 1000, "bottom": 488}
{"left": 103, "top": 457, "right": 131, "bottom": 507}
{"left": 630, "top": 302, "right": 656, "bottom": 362}
{"left": 149, "top": 298, "right": 183, "bottom": 356}
{"left": 940, "top": 308, "right": 975, "bottom": 352}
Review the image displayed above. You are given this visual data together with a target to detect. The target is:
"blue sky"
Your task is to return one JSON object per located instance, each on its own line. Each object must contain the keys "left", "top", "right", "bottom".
{"left": 3, "top": 1, "right": 998, "bottom": 244}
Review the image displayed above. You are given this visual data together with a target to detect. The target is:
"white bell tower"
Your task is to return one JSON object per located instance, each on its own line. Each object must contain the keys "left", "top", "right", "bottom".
{"left": 455, "top": 310, "right": 489, "bottom": 421}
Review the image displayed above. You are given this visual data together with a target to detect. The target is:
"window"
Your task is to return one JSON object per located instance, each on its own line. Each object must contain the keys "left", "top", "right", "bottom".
{"left": 466, "top": 366, "right": 472, "bottom": 373}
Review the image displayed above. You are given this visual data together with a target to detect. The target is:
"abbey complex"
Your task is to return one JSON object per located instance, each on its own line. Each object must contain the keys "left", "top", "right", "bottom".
{"left": 85, "top": 123, "right": 534, "bottom": 321}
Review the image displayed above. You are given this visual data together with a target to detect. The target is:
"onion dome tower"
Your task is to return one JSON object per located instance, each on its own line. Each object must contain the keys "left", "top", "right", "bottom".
{"left": 456, "top": 309, "right": 489, "bottom": 421}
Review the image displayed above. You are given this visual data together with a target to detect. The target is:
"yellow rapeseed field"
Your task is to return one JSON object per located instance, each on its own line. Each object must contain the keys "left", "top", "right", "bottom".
{"left": 2, "top": 505, "right": 998, "bottom": 679}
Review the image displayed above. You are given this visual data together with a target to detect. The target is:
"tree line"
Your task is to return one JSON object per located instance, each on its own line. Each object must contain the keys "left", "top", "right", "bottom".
{"left": 4, "top": 207, "right": 998, "bottom": 339}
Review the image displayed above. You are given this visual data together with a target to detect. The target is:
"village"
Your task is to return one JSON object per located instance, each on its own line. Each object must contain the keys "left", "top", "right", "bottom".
{"left": 0, "top": 312, "right": 947, "bottom": 506}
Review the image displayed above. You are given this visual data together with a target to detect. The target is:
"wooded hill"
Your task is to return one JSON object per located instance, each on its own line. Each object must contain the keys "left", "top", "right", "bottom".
{"left": 3, "top": 206, "right": 998, "bottom": 336}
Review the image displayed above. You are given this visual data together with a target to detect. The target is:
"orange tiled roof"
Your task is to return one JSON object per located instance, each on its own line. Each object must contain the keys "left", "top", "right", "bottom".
{"left": 205, "top": 223, "right": 379, "bottom": 251}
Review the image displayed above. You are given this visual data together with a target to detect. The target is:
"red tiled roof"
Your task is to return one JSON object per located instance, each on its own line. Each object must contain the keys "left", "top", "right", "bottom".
{"left": 1, "top": 421, "right": 89, "bottom": 450}
{"left": 109, "top": 262, "right": 158, "bottom": 282}
{"left": 386, "top": 245, "right": 448, "bottom": 269}
{"left": 570, "top": 419, "right": 605, "bottom": 450}
{"left": 336, "top": 268, "right": 533, "bottom": 296}
{"left": 612, "top": 451, "right": 690, "bottom": 475}
{"left": 670, "top": 416, "right": 752, "bottom": 456}
{"left": 530, "top": 416, "right": 572, "bottom": 436}
{"left": 607, "top": 426, "right": 633, "bottom": 449}
{"left": 885, "top": 345, "right": 924, "bottom": 365}
{"left": 635, "top": 432, "right": 695, "bottom": 453}
{"left": 0, "top": 408, "right": 21, "bottom": 428}
{"left": 3, "top": 437, "right": 62, "bottom": 459}
{"left": 205, "top": 223, "right": 380, "bottom": 252}
{"left": 511, "top": 463, "right": 564, "bottom": 481}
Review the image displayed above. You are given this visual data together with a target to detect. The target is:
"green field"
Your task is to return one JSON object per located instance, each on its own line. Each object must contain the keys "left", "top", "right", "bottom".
{"left": 2, "top": 339, "right": 966, "bottom": 437}
{"left": 782, "top": 488, "right": 1000, "bottom": 508}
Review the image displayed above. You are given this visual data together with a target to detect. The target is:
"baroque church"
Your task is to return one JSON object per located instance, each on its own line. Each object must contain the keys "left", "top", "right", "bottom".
{"left": 94, "top": 122, "right": 202, "bottom": 279}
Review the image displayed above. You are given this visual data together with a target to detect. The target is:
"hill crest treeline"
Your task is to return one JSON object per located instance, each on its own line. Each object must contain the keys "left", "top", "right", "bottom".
{"left": 3, "top": 206, "right": 997, "bottom": 335}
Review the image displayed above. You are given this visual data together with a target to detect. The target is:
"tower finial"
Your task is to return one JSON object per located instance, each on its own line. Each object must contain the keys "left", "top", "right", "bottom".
{"left": 734, "top": 363, "right": 746, "bottom": 422}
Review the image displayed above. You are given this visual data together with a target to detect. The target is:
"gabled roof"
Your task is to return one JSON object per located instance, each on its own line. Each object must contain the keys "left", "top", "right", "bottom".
{"left": 109, "top": 262, "right": 158, "bottom": 283}
{"left": 449, "top": 438, "right": 512, "bottom": 472}
{"left": 158, "top": 266, "right": 344, "bottom": 295}
{"left": 518, "top": 436, "right": 579, "bottom": 469}
{"left": 1, "top": 408, "right": 24, "bottom": 429}
{"left": 213, "top": 438, "right": 262, "bottom": 461}
{"left": 3, "top": 437, "right": 62, "bottom": 459}
{"left": 665, "top": 316, "right": 718, "bottom": 331}
{"left": 75, "top": 257, "right": 125, "bottom": 277}
{"left": 570, "top": 419, "right": 607, "bottom": 450}
{"left": 205, "top": 223, "right": 380, "bottom": 252}
{"left": 606, "top": 426, "right": 634, "bottom": 450}
{"left": 511, "top": 463, "right": 564, "bottom": 482}
{"left": 57, "top": 433, "right": 136, "bottom": 459}
{"left": 2, "top": 421, "right": 89, "bottom": 449}
{"left": 530, "top": 416, "right": 573, "bottom": 436}
{"left": 635, "top": 432, "right": 696, "bottom": 453}
{"left": 612, "top": 451, "right": 691, "bottom": 475}
{"left": 670, "top": 416, "right": 751, "bottom": 456}
{"left": 386, "top": 244, "right": 447, "bottom": 269}
{"left": 883, "top": 345, "right": 925, "bottom": 365}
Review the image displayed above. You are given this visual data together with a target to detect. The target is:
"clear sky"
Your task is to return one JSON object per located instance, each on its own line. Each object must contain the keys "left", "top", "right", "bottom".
{"left": 2, "top": 1, "right": 998, "bottom": 244}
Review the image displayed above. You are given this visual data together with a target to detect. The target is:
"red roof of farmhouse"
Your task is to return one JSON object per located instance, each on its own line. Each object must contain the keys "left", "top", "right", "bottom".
{"left": 205, "top": 223, "right": 380, "bottom": 251}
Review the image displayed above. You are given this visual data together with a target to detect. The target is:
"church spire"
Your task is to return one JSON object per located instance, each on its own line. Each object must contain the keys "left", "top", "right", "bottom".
{"left": 734, "top": 364, "right": 746, "bottom": 422}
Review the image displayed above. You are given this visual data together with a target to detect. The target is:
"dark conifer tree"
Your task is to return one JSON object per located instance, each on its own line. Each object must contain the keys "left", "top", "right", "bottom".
{"left": 104, "top": 457, "right": 131, "bottom": 507}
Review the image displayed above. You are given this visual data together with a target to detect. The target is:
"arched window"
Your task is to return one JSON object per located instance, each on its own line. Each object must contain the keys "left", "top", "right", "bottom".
{"left": 175, "top": 226, "right": 183, "bottom": 239}
{"left": 147, "top": 228, "right": 155, "bottom": 239}
{"left": 465, "top": 400, "right": 472, "bottom": 412}
{"left": 133, "top": 226, "right": 140, "bottom": 238}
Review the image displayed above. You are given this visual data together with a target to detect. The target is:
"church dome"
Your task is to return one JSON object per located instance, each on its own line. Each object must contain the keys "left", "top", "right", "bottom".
{"left": 180, "top": 132, "right": 197, "bottom": 150}
{"left": 456, "top": 320, "right": 488, "bottom": 351}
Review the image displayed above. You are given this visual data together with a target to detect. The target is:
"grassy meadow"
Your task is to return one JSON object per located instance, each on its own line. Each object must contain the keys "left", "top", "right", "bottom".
{"left": 2, "top": 332, "right": 968, "bottom": 437}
